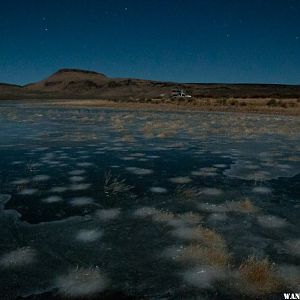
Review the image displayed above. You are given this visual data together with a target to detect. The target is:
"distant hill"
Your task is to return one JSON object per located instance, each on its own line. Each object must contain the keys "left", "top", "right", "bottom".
{"left": 1, "top": 68, "right": 300, "bottom": 100}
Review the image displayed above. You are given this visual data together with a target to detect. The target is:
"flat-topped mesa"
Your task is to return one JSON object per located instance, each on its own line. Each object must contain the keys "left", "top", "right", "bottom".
{"left": 54, "top": 68, "right": 106, "bottom": 77}
{"left": 25, "top": 68, "right": 109, "bottom": 91}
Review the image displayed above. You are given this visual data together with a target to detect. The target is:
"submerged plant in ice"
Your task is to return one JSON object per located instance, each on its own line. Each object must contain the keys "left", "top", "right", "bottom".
{"left": 104, "top": 171, "right": 133, "bottom": 196}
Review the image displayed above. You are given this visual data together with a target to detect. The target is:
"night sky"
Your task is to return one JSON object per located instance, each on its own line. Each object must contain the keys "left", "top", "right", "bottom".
{"left": 1, "top": 0, "right": 300, "bottom": 85}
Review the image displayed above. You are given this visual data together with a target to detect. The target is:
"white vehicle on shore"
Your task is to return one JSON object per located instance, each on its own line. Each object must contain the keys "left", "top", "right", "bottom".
{"left": 171, "top": 89, "right": 192, "bottom": 98}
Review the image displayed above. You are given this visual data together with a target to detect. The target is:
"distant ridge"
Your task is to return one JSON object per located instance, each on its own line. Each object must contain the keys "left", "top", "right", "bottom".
{"left": 1, "top": 68, "right": 300, "bottom": 100}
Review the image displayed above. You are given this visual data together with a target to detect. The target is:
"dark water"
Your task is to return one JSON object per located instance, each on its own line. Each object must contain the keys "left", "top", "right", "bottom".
{"left": 0, "top": 102, "right": 299, "bottom": 299}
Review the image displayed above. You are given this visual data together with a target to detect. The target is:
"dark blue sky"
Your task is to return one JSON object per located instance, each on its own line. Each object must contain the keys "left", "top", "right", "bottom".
{"left": 1, "top": 0, "right": 300, "bottom": 85}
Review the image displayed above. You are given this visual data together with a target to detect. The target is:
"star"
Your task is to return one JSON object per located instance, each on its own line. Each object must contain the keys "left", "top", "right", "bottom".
{"left": 226, "top": 33, "right": 231, "bottom": 38}
{"left": 44, "top": 28, "right": 48, "bottom": 32}
{"left": 124, "top": 7, "right": 128, "bottom": 11}
{"left": 296, "top": 36, "right": 299, "bottom": 40}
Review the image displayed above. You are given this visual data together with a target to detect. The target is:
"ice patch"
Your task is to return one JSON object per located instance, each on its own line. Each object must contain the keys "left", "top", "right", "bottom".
{"left": 257, "top": 215, "right": 287, "bottom": 229}
{"left": 42, "top": 196, "right": 63, "bottom": 203}
{"left": 19, "top": 188, "right": 38, "bottom": 195}
{"left": 183, "top": 266, "right": 225, "bottom": 289}
{"left": 69, "top": 170, "right": 86, "bottom": 176}
{"left": 191, "top": 170, "right": 217, "bottom": 177}
{"left": 147, "top": 155, "right": 160, "bottom": 159}
{"left": 120, "top": 156, "right": 136, "bottom": 161}
{"left": 50, "top": 186, "right": 68, "bottom": 193}
{"left": 12, "top": 178, "right": 30, "bottom": 185}
{"left": 252, "top": 187, "right": 272, "bottom": 194}
{"left": 198, "top": 203, "right": 228, "bottom": 213}
{"left": 76, "top": 162, "right": 94, "bottom": 167}
{"left": 133, "top": 207, "right": 158, "bottom": 217}
{"left": 207, "top": 213, "right": 228, "bottom": 222}
{"left": 130, "top": 153, "right": 145, "bottom": 157}
{"left": 169, "top": 177, "right": 192, "bottom": 184}
{"left": 95, "top": 208, "right": 120, "bottom": 221}
{"left": 201, "top": 188, "right": 223, "bottom": 196}
{"left": 126, "top": 167, "right": 153, "bottom": 175}
{"left": 171, "top": 226, "right": 202, "bottom": 241}
{"left": 76, "top": 229, "right": 103, "bottom": 242}
{"left": 69, "top": 176, "right": 85, "bottom": 182}
{"left": 70, "top": 197, "right": 94, "bottom": 206}
{"left": 283, "top": 239, "right": 300, "bottom": 257}
{"left": 0, "top": 247, "right": 36, "bottom": 268}
{"left": 55, "top": 267, "right": 108, "bottom": 297}
{"left": 69, "top": 183, "right": 91, "bottom": 191}
{"left": 278, "top": 264, "right": 300, "bottom": 289}
{"left": 213, "top": 164, "right": 227, "bottom": 168}
{"left": 150, "top": 187, "right": 168, "bottom": 194}
{"left": 32, "top": 175, "right": 50, "bottom": 182}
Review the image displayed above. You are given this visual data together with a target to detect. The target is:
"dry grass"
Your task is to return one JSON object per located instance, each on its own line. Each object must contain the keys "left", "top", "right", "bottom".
{"left": 120, "top": 134, "right": 135, "bottom": 143}
{"left": 175, "top": 225, "right": 230, "bottom": 267}
{"left": 175, "top": 185, "right": 200, "bottom": 200}
{"left": 227, "top": 198, "right": 259, "bottom": 214}
{"left": 238, "top": 256, "right": 282, "bottom": 295}
{"left": 152, "top": 211, "right": 176, "bottom": 222}
{"left": 179, "top": 212, "right": 203, "bottom": 225}
{"left": 143, "top": 121, "right": 155, "bottom": 138}
{"left": 200, "top": 227, "right": 227, "bottom": 248}
{"left": 142, "top": 119, "right": 182, "bottom": 139}
{"left": 178, "top": 243, "right": 230, "bottom": 267}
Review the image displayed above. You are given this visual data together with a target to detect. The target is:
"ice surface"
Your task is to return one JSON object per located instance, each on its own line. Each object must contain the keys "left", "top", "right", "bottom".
{"left": 0, "top": 106, "right": 299, "bottom": 299}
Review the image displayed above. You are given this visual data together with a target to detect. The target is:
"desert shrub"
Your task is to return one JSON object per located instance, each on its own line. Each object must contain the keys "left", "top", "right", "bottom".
{"left": 217, "top": 98, "right": 228, "bottom": 105}
{"left": 267, "top": 99, "right": 279, "bottom": 106}
{"left": 280, "top": 102, "right": 288, "bottom": 108}
{"left": 107, "top": 81, "right": 120, "bottom": 88}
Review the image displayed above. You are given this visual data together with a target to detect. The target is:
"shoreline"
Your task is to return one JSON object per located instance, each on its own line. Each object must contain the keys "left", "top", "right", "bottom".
{"left": 15, "top": 98, "right": 300, "bottom": 116}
